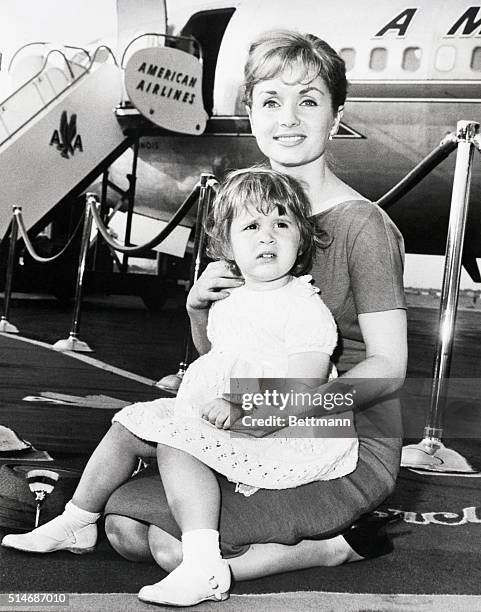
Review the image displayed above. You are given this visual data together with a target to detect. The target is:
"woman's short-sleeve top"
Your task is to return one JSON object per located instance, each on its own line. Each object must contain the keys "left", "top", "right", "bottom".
{"left": 310, "top": 200, "right": 406, "bottom": 369}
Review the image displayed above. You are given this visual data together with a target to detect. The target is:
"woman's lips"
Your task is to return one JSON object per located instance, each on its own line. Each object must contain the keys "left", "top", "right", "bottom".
{"left": 274, "top": 134, "right": 305, "bottom": 145}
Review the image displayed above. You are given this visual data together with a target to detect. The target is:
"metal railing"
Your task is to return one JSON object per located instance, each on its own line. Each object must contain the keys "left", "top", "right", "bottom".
{"left": 0, "top": 174, "right": 216, "bottom": 354}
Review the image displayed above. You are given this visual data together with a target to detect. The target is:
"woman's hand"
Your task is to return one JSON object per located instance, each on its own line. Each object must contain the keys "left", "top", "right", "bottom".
{"left": 187, "top": 261, "right": 244, "bottom": 312}
{"left": 201, "top": 398, "right": 244, "bottom": 430}
{"left": 187, "top": 261, "right": 244, "bottom": 355}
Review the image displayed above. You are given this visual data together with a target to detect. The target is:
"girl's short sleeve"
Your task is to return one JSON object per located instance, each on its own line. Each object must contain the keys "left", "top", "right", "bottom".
{"left": 285, "top": 295, "right": 338, "bottom": 356}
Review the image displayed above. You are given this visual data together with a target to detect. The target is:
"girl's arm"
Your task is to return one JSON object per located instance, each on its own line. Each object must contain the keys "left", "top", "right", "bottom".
{"left": 229, "top": 310, "right": 407, "bottom": 434}
{"left": 228, "top": 351, "right": 332, "bottom": 436}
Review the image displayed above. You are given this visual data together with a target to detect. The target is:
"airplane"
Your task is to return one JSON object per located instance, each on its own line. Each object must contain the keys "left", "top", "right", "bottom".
{"left": 147, "top": 0, "right": 481, "bottom": 278}
{"left": 0, "top": 0, "right": 480, "bottom": 303}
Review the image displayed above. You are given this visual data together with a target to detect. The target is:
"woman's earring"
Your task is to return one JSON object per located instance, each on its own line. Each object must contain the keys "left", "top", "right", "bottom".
{"left": 329, "top": 129, "right": 336, "bottom": 141}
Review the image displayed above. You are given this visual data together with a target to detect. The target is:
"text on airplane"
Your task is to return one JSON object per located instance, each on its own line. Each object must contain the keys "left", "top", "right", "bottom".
{"left": 375, "top": 6, "right": 481, "bottom": 37}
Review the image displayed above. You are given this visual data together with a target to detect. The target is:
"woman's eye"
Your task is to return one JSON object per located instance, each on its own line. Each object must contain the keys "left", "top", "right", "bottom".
{"left": 263, "top": 99, "right": 279, "bottom": 108}
{"left": 300, "top": 98, "right": 317, "bottom": 107}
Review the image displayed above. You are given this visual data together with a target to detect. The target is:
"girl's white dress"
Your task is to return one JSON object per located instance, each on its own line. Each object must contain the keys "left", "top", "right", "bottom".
{"left": 113, "top": 276, "right": 358, "bottom": 495}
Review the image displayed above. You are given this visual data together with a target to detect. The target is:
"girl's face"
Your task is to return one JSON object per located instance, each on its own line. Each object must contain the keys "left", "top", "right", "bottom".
{"left": 229, "top": 204, "right": 300, "bottom": 290}
{"left": 248, "top": 69, "right": 341, "bottom": 171}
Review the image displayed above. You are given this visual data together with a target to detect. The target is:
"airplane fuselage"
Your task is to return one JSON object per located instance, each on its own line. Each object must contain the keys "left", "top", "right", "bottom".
{"left": 115, "top": 0, "right": 481, "bottom": 273}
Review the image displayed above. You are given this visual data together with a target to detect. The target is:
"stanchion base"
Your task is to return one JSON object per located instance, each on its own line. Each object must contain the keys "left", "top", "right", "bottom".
{"left": 0, "top": 318, "right": 19, "bottom": 333}
{"left": 155, "top": 373, "right": 183, "bottom": 395}
{"left": 401, "top": 440, "right": 480, "bottom": 474}
{"left": 53, "top": 335, "right": 93, "bottom": 352}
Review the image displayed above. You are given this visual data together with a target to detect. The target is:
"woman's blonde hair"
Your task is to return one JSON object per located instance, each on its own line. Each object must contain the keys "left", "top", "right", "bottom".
{"left": 205, "top": 166, "right": 317, "bottom": 277}
{"left": 243, "top": 29, "right": 347, "bottom": 112}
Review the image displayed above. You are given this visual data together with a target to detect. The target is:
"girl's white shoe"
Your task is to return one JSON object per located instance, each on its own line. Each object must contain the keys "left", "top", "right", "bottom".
{"left": 2, "top": 518, "right": 97, "bottom": 554}
{"left": 138, "top": 559, "right": 231, "bottom": 607}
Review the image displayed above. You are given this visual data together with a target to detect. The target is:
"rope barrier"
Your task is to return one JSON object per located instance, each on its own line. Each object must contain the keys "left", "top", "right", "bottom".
{"left": 376, "top": 132, "right": 458, "bottom": 209}
{"left": 88, "top": 184, "right": 201, "bottom": 255}
{"left": 14, "top": 207, "right": 84, "bottom": 263}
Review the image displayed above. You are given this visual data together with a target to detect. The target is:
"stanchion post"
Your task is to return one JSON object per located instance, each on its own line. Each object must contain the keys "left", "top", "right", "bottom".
{"left": 0, "top": 206, "right": 20, "bottom": 333}
{"left": 401, "top": 120, "right": 480, "bottom": 473}
{"left": 156, "top": 173, "right": 216, "bottom": 392}
{"left": 424, "top": 121, "right": 478, "bottom": 448}
{"left": 53, "top": 194, "right": 96, "bottom": 352}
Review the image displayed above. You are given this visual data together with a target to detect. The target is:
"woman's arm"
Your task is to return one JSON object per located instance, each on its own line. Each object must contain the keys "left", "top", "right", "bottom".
{"left": 186, "top": 261, "right": 244, "bottom": 355}
{"left": 322, "top": 308, "right": 408, "bottom": 406}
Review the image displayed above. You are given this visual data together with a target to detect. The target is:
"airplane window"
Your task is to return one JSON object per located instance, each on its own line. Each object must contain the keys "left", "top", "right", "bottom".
{"left": 471, "top": 47, "right": 481, "bottom": 71}
{"left": 369, "top": 48, "right": 387, "bottom": 71}
{"left": 339, "top": 48, "right": 355, "bottom": 72}
{"left": 402, "top": 47, "right": 422, "bottom": 71}
{"left": 435, "top": 46, "right": 456, "bottom": 72}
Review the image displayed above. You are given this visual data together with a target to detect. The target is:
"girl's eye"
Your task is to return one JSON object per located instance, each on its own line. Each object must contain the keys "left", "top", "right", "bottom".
{"left": 244, "top": 223, "right": 258, "bottom": 230}
{"left": 276, "top": 221, "right": 289, "bottom": 228}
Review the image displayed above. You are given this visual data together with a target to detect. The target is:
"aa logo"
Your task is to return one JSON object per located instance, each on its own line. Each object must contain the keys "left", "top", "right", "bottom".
{"left": 50, "top": 111, "right": 83, "bottom": 158}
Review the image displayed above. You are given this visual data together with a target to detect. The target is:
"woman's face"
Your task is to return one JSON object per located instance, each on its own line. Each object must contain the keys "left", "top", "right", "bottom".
{"left": 248, "top": 70, "right": 341, "bottom": 171}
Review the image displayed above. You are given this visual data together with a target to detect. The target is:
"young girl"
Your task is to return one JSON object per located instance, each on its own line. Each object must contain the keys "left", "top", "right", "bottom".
{"left": 2, "top": 167, "right": 358, "bottom": 607}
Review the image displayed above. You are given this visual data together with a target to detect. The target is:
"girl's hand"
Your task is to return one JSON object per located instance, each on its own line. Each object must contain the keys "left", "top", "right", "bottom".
{"left": 201, "top": 398, "right": 244, "bottom": 429}
{"left": 187, "top": 261, "right": 244, "bottom": 311}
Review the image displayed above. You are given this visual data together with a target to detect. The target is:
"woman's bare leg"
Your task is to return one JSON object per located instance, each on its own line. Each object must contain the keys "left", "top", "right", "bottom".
{"left": 228, "top": 537, "right": 352, "bottom": 579}
{"left": 106, "top": 516, "right": 352, "bottom": 579}
{"left": 104, "top": 515, "right": 153, "bottom": 562}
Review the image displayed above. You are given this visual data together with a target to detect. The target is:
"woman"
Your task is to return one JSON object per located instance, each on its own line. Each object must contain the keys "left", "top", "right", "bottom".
{"left": 104, "top": 29, "right": 407, "bottom": 581}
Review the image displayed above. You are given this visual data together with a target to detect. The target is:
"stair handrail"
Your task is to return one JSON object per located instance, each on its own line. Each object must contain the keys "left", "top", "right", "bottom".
{"left": 376, "top": 132, "right": 459, "bottom": 209}
{"left": 0, "top": 45, "right": 119, "bottom": 148}
{"left": 8, "top": 42, "right": 91, "bottom": 72}
{"left": 88, "top": 183, "right": 202, "bottom": 255}
{"left": 120, "top": 32, "right": 203, "bottom": 69}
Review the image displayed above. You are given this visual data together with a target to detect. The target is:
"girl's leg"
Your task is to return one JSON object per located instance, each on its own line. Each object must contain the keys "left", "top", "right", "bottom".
{"left": 72, "top": 422, "right": 157, "bottom": 512}
{"left": 138, "top": 445, "right": 230, "bottom": 607}
{"left": 1, "top": 423, "right": 156, "bottom": 554}
{"left": 155, "top": 444, "right": 220, "bottom": 531}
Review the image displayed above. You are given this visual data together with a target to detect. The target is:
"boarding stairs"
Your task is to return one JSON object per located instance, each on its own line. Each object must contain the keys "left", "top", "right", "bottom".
{"left": 0, "top": 46, "right": 131, "bottom": 240}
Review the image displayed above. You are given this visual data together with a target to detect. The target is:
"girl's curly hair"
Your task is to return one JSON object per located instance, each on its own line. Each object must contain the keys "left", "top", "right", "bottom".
{"left": 205, "top": 166, "right": 322, "bottom": 276}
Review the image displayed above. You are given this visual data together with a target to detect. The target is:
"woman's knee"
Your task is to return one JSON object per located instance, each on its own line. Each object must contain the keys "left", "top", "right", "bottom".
{"left": 104, "top": 514, "right": 152, "bottom": 562}
{"left": 148, "top": 525, "right": 182, "bottom": 572}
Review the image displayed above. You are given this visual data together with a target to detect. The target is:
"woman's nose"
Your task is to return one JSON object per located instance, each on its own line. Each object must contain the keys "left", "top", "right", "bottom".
{"left": 279, "top": 103, "right": 300, "bottom": 127}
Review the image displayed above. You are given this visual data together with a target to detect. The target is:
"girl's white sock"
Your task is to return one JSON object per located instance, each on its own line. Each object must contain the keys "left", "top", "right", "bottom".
{"left": 181, "top": 529, "right": 222, "bottom": 565}
{"left": 26, "top": 500, "right": 101, "bottom": 540}
{"left": 64, "top": 500, "right": 101, "bottom": 526}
